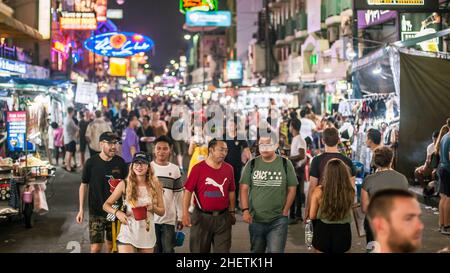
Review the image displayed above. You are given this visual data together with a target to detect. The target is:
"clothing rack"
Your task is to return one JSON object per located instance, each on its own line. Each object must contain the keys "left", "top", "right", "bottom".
{"left": 362, "top": 93, "right": 395, "bottom": 98}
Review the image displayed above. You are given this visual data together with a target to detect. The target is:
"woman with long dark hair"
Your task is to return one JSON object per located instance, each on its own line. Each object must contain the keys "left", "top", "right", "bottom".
{"left": 434, "top": 124, "right": 450, "bottom": 232}
{"left": 104, "top": 152, "right": 165, "bottom": 253}
{"left": 309, "top": 159, "right": 355, "bottom": 253}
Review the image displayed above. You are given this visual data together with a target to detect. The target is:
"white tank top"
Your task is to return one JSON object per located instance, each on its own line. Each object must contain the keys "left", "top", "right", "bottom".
{"left": 117, "top": 186, "right": 156, "bottom": 249}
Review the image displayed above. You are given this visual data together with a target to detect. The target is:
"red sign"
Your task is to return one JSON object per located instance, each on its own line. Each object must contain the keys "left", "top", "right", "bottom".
{"left": 6, "top": 111, "right": 26, "bottom": 123}
{"left": 95, "top": 0, "right": 108, "bottom": 22}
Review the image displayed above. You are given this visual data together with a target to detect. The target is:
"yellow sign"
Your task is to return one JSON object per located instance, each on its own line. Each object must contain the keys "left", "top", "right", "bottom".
{"left": 355, "top": 0, "right": 437, "bottom": 10}
{"left": 60, "top": 12, "right": 97, "bottom": 30}
{"left": 367, "top": 0, "right": 424, "bottom": 4}
{"left": 109, "top": 58, "right": 128, "bottom": 77}
{"left": 53, "top": 42, "right": 66, "bottom": 53}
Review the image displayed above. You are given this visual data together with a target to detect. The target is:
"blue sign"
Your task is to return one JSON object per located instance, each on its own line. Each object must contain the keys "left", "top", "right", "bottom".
{"left": 6, "top": 111, "right": 35, "bottom": 153}
{"left": 227, "top": 61, "right": 242, "bottom": 80}
{"left": 84, "top": 32, "right": 155, "bottom": 58}
{"left": 186, "top": 11, "right": 232, "bottom": 27}
{"left": 0, "top": 57, "right": 27, "bottom": 74}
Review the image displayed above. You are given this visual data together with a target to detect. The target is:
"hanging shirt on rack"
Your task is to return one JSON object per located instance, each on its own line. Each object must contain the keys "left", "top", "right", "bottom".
{"left": 338, "top": 101, "right": 353, "bottom": 117}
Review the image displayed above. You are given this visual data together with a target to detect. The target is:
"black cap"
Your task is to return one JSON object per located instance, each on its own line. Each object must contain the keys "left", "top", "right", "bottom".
{"left": 132, "top": 152, "right": 151, "bottom": 164}
{"left": 99, "top": 132, "right": 121, "bottom": 143}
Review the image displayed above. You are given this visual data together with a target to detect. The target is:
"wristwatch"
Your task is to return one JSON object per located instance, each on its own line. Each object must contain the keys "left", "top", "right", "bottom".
{"left": 241, "top": 208, "right": 249, "bottom": 213}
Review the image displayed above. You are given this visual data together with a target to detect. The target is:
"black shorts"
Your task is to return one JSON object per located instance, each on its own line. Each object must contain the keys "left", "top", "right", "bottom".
{"left": 173, "top": 140, "right": 187, "bottom": 156}
{"left": 312, "top": 220, "right": 352, "bottom": 253}
{"left": 438, "top": 167, "right": 450, "bottom": 196}
{"left": 65, "top": 141, "right": 76, "bottom": 153}
{"left": 80, "top": 140, "right": 87, "bottom": 152}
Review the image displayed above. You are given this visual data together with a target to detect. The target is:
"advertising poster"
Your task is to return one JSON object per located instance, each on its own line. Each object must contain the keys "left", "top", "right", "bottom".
{"left": 6, "top": 111, "right": 34, "bottom": 152}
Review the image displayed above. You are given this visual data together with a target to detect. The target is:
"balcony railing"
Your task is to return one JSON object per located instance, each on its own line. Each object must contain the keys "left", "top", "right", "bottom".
{"left": 0, "top": 44, "right": 33, "bottom": 64}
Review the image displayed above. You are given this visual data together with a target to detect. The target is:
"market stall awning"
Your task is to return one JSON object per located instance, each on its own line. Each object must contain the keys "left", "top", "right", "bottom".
{"left": 0, "top": 76, "right": 69, "bottom": 87}
{"left": 0, "top": 12, "right": 43, "bottom": 40}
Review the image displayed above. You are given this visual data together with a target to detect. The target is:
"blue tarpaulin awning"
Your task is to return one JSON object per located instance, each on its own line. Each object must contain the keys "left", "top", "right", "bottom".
{"left": 0, "top": 76, "right": 69, "bottom": 87}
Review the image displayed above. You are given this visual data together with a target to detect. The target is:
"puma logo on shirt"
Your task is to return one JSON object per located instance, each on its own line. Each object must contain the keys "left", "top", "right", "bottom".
{"left": 205, "top": 177, "right": 227, "bottom": 197}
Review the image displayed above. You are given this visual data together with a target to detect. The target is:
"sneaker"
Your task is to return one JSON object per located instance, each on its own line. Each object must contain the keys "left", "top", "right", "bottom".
{"left": 441, "top": 227, "right": 450, "bottom": 235}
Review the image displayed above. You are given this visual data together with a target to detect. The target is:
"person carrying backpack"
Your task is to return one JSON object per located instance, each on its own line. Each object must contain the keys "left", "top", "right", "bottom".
{"left": 240, "top": 136, "right": 298, "bottom": 253}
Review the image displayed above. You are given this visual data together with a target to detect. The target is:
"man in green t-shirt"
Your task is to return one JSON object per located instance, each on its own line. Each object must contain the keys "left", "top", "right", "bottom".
{"left": 240, "top": 136, "right": 297, "bottom": 253}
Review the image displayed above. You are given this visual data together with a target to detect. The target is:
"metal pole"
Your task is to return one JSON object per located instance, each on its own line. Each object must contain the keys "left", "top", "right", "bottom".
{"left": 93, "top": 30, "right": 96, "bottom": 83}
{"left": 352, "top": 0, "right": 358, "bottom": 59}
{"left": 265, "top": 0, "right": 271, "bottom": 86}
{"left": 202, "top": 29, "right": 205, "bottom": 94}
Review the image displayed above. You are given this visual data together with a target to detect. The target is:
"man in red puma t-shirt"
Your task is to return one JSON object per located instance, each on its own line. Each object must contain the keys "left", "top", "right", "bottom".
{"left": 183, "top": 138, "right": 236, "bottom": 253}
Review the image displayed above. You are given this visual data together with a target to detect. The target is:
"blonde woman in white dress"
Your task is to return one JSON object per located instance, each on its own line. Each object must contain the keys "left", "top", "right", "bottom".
{"left": 104, "top": 152, "right": 165, "bottom": 253}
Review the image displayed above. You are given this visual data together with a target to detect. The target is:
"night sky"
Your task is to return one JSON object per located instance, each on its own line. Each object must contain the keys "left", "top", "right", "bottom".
{"left": 108, "top": 0, "right": 185, "bottom": 73}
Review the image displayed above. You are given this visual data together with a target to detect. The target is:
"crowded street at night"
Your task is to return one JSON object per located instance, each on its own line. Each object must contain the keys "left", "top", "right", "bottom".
{"left": 0, "top": 0, "right": 449, "bottom": 260}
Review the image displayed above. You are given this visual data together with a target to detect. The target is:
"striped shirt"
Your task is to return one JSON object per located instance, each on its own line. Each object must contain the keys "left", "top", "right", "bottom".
{"left": 151, "top": 161, "right": 183, "bottom": 225}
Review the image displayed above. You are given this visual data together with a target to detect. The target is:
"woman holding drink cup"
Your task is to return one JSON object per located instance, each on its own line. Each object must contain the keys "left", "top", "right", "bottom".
{"left": 103, "top": 152, "right": 165, "bottom": 253}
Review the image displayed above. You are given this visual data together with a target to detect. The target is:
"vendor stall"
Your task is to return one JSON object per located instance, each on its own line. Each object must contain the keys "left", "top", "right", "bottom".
{"left": 0, "top": 77, "right": 69, "bottom": 227}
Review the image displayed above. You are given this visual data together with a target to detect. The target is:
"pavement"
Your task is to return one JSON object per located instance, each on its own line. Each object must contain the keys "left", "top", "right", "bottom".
{"left": 1, "top": 163, "right": 450, "bottom": 253}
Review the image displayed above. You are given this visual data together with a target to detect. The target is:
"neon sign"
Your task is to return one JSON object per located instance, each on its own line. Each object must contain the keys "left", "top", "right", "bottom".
{"left": 354, "top": 0, "right": 438, "bottom": 11}
{"left": 179, "top": 0, "right": 218, "bottom": 14}
{"left": 53, "top": 41, "right": 66, "bottom": 53}
{"left": 186, "top": 11, "right": 232, "bottom": 27}
{"left": 60, "top": 12, "right": 97, "bottom": 30}
{"left": 84, "top": 32, "right": 155, "bottom": 57}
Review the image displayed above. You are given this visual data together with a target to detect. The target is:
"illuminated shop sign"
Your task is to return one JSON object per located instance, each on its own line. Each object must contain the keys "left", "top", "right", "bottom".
{"left": 186, "top": 11, "right": 232, "bottom": 27}
{"left": 39, "top": 0, "right": 51, "bottom": 39}
{"left": 60, "top": 12, "right": 97, "bottom": 30}
{"left": 84, "top": 32, "right": 155, "bottom": 57}
{"left": 107, "top": 9, "right": 123, "bottom": 19}
{"left": 95, "top": 0, "right": 108, "bottom": 22}
{"left": 53, "top": 41, "right": 66, "bottom": 53}
{"left": 179, "top": 0, "right": 218, "bottom": 14}
{"left": 227, "top": 61, "right": 242, "bottom": 80}
{"left": 400, "top": 13, "right": 440, "bottom": 52}
{"left": 355, "top": 0, "right": 438, "bottom": 11}
{"left": 0, "top": 58, "right": 27, "bottom": 74}
{"left": 357, "top": 10, "right": 397, "bottom": 29}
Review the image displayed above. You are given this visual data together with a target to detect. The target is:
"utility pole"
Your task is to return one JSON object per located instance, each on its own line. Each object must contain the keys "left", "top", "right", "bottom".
{"left": 352, "top": 0, "right": 358, "bottom": 59}
{"left": 265, "top": 0, "right": 271, "bottom": 86}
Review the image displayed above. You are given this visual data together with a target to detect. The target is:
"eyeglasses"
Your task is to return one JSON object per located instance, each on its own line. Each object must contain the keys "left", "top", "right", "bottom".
{"left": 133, "top": 162, "right": 149, "bottom": 167}
{"left": 259, "top": 144, "right": 275, "bottom": 152}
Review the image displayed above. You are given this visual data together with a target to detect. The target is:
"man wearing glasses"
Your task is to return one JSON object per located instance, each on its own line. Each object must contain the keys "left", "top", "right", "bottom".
{"left": 182, "top": 138, "right": 236, "bottom": 253}
{"left": 240, "top": 136, "right": 298, "bottom": 253}
{"left": 76, "top": 132, "right": 128, "bottom": 253}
